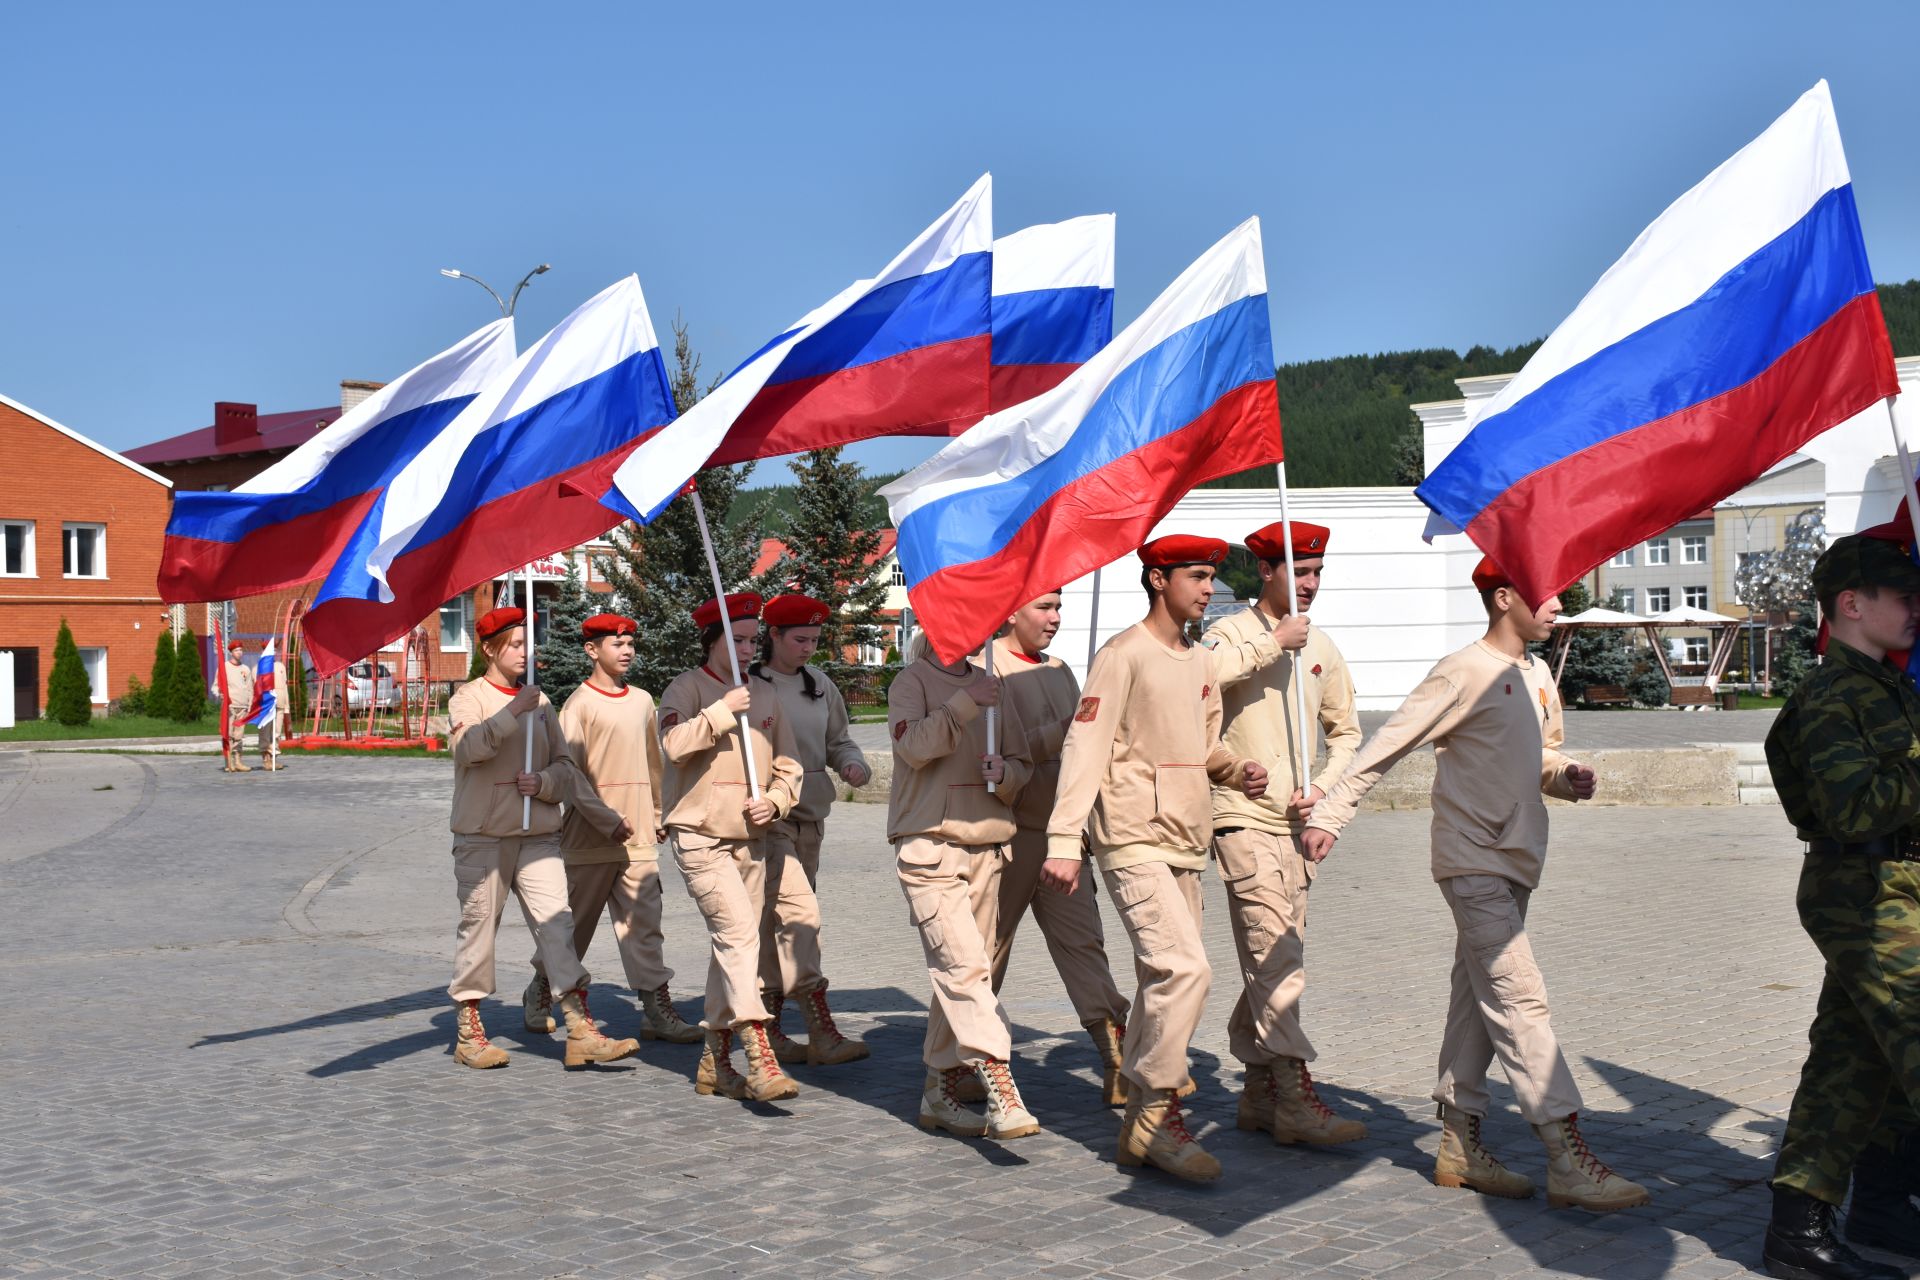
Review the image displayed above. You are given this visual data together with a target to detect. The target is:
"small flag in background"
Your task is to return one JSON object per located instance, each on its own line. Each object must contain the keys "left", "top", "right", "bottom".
{"left": 247, "top": 640, "right": 278, "bottom": 727}
{"left": 300, "top": 274, "right": 675, "bottom": 675}
{"left": 882, "top": 217, "right": 1284, "bottom": 664}
{"left": 1418, "top": 80, "right": 1898, "bottom": 605}
{"left": 601, "top": 175, "right": 993, "bottom": 522}
{"left": 157, "top": 319, "right": 516, "bottom": 605}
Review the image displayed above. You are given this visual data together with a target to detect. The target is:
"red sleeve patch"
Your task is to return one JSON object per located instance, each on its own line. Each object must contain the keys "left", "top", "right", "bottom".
{"left": 660, "top": 710, "right": 680, "bottom": 728}
{"left": 892, "top": 719, "right": 909, "bottom": 741}
{"left": 1075, "top": 696, "right": 1101, "bottom": 723}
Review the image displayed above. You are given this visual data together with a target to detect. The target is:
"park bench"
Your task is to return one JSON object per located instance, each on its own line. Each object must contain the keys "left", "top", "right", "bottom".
{"left": 1669, "top": 685, "right": 1715, "bottom": 708}
{"left": 1581, "top": 685, "right": 1633, "bottom": 707}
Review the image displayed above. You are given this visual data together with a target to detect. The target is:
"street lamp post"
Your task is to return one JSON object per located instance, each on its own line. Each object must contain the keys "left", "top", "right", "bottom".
{"left": 438, "top": 263, "right": 552, "bottom": 317}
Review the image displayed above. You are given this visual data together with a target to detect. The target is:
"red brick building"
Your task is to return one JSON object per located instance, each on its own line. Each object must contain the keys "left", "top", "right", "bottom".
{"left": 0, "top": 393, "right": 173, "bottom": 718}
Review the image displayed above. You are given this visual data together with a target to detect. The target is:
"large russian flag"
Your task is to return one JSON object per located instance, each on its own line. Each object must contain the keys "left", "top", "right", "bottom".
{"left": 156, "top": 320, "right": 515, "bottom": 604}
{"left": 1418, "top": 80, "right": 1898, "bottom": 605}
{"left": 882, "top": 218, "right": 1284, "bottom": 664}
{"left": 300, "top": 275, "right": 674, "bottom": 674}
{"left": 602, "top": 176, "right": 991, "bottom": 521}
{"left": 985, "top": 214, "right": 1115, "bottom": 413}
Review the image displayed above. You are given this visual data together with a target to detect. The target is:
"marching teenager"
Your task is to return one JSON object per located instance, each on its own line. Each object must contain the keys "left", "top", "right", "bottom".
{"left": 1047, "top": 536, "right": 1269, "bottom": 1183}
{"left": 659, "top": 593, "right": 806, "bottom": 1104}
{"left": 751, "top": 593, "right": 872, "bottom": 1067}
{"left": 1304, "top": 556, "right": 1651, "bottom": 1213}
{"left": 522, "top": 613, "right": 703, "bottom": 1047}
{"left": 446, "top": 606, "right": 640, "bottom": 1071}
{"left": 1200, "top": 521, "right": 1368, "bottom": 1146}
{"left": 889, "top": 630, "right": 1040, "bottom": 1141}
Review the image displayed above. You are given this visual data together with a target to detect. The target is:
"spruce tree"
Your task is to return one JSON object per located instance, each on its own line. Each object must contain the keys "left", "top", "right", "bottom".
{"left": 765, "top": 445, "right": 891, "bottom": 665}
{"left": 169, "top": 626, "right": 206, "bottom": 723}
{"left": 45, "top": 618, "right": 93, "bottom": 726}
{"left": 597, "top": 317, "right": 775, "bottom": 694}
{"left": 535, "top": 562, "right": 598, "bottom": 708}
{"left": 149, "top": 629, "right": 176, "bottom": 720}
{"left": 1553, "top": 584, "right": 1633, "bottom": 705}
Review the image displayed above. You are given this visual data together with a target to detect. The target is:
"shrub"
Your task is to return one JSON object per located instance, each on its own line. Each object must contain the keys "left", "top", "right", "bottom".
{"left": 1627, "top": 663, "right": 1671, "bottom": 708}
{"left": 168, "top": 626, "right": 206, "bottom": 723}
{"left": 116, "top": 675, "right": 149, "bottom": 717}
{"left": 149, "top": 630, "right": 176, "bottom": 718}
{"left": 45, "top": 619, "right": 93, "bottom": 726}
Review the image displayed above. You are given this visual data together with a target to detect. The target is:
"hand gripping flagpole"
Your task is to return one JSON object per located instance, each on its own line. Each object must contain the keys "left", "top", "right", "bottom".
{"left": 689, "top": 484, "right": 764, "bottom": 802}
{"left": 522, "top": 561, "right": 536, "bottom": 831}
{"left": 983, "top": 638, "right": 997, "bottom": 795}
{"left": 1275, "top": 465, "right": 1314, "bottom": 790}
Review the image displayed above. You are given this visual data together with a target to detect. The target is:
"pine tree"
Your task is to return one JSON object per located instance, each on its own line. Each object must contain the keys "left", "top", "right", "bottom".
{"left": 169, "top": 626, "right": 206, "bottom": 723}
{"left": 467, "top": 644, "right": 489, "bottom": 681}
{"left": 535, "top": 561, "right": 598, "bottom": 708}
{"left": 287, "top": 652, "right": 309, "bottom": 727}
{"left": 597, "top": 317, "right": 775, "bottom": 694}
{"left": 765, "top": 445, "right": 891, "bottom": 665}
{"left": 149, "top": 629, "right": 176, "bottom": 720}
{"left": 45, "top": 618, "right": 93, "bottom": 726}
{"left": 1554, "top": 584, "right": 1634, "bottom": 705}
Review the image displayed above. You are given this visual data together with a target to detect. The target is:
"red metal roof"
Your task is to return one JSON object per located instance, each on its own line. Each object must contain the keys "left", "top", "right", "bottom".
{"left": 753, "top": 530, "right": 897, "bottom": 578}
{"left": 125, "top": 405, "right": 339, "bottom": 466}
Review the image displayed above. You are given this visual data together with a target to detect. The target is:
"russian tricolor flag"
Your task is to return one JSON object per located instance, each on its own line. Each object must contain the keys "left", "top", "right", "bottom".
{"left": 986, "top": 215, "right": 1116, "bottom": 413}
{"left": 603, "top": 176, "right": 992, "bottom": 521}
{"left": 882, "top": 218, "right": 1284, "bottom": 663}
{"left": 1419, "top": 80, "right": 1899, "bottom": 605}
{"left": 156, "top": 320, "right": 516, "bottom": 604}
{"left": 300, "top": 275, "right": 674, "bottom": 674}
{"left": 247, "top": 640, "right": 278, "bottom": 727}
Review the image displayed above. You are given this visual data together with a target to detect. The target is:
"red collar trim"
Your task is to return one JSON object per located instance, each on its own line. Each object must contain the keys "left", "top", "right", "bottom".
{"left": 584, "top": 681, "right": 628, "bottom": 698}
{"left": 701, "top": 665, "right": 725, "bottom": 683}
{"left": 1004, "top": 647, "right": 1044, "bottom": 665}
{"left": 485, "top": 679, "right": 519, "bottom": 695}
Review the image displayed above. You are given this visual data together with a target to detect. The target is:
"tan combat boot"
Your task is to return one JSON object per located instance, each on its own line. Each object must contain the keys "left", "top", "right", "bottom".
{"left": 736, "top": 1021, "right": 801, "bottom": 1101}
{"left": 1270, "top": 1058, "right": 1367, "bottom": 1145}
{"left": 1117, "top": 1088, "right": 1221, "bottom": 1183}
{"left": 230, "top": 747, "right": 252, "bottom": 773}
{"left": 759, "top": 992, "right": 809, "bottom": 1064}
{"left": 798, "top": 984, "right": 870, "bottom": 1066}
{"left": 556, "top": 988, "right": 640, "bottom": 1069}
{"left": 221, "top": 747, "right": 239, "bottom": 773}
{"left": 696, "top": 1027, "right": 747, "bottom": 1098}
{"left": 521, "top": 973, "right": 556, "bottom": 1034}
{"left": 978, "top": 1058, "right": 1041, "bottom": 1139}
{"left": 1533, "top": 1114, "right": 1652, "bottom": 1212}
{"left": 918, "top": 1068, "right": 988, "bottom": 1138}
{"left": 637, "top": 985, "right": 703, "bottom": 1044}
{"left": 453, "top": 1000, "right": 508, "bottom": 1069}
{"left": 1433, "top": 1104, "right": 1535, "bottom": 1199}
{"left": 1237, "top": 1061, "right": 1277, "bottom": 1131}
{"left": 1083, "top": 1017, "right": 1128, "bottom": 1107}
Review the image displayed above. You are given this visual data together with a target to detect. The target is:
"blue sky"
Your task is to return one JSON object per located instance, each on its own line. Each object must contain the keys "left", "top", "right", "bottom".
{"left": 6, "top": 2, "right": 1918, "bottom": 482}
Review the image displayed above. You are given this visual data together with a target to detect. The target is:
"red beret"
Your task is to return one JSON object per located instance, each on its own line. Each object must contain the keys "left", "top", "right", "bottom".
{"left": 1245, "top": 521, "right": 1329, "bottom": 561}
{"left": 475, "top": 606, "right": 526, "bottom": 640}
{"left": 763, "top": 594, "right": 830, "bottom": 628}
{"left": 581, "top": 613, "right": 637, "bottom": 639}
{"left": 1859, "top": 504, "right": 1914, "bottom": 546}
{"left": 1471, "top": 555, "right": 1511, "bottom": 592}
{"left": 226, "top": 639, "right": 245, "bottom": 652}
{"left": 1139, "top": 535, "right": 1230, "bottom": 569}
{"left": 691, "top": 592, "right": 763, "bottom": 629}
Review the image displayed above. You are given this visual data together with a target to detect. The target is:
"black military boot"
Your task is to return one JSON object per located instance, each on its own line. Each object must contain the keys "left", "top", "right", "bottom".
{"left": 1845, "top": 1137, "right": 1920, "bottom": 1260}
{"left": 1765, "top": 1185, "right": 1904, "bottom": 1280}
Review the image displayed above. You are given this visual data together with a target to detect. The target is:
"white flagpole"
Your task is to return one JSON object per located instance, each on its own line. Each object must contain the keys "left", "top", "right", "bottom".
{"left": 983, "top": 638, "right": 997, "bottom": 795}
{"left": 1084, "top": 563, "right": 1103, "bottom": 671}
{"left": 689, "top": 485, "right": 764, "bottom": 801}
{"left": 1886, "top": 398, "right": 1920, "bottom": 541}
{"left": 1275, "top": 465, "right": 1314, "bottom": 787}
{"left": 522, "top": 562, "right": 536, "bottom": 831}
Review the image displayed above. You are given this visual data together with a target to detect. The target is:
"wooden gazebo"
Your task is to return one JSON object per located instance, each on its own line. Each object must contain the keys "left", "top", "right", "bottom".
{"left": 1548, "top": 604, "right": 1744, "bottom": 707}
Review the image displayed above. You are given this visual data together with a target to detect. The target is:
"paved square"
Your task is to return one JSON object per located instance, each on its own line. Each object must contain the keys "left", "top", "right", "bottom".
{"left": 0, "top": 748, "right": 1886, "bottom": 1278}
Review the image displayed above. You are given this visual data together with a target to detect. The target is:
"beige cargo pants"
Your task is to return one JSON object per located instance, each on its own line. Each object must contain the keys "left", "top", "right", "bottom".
{"left": 991, "top": 825, "right": 1130, "bottom": 1026}
{"left": 1213, "top": 827, "right": 1317, "bottom": 1065}
{"left": 671, "top": 830, "right": 772, "bottom": 1030}
{"left": 1102, "top": 861, "right": 1211, "bottom": 1091}
{"left": 448, "top": 834, "right": 588, "bottom": 1002}
{"left": 758, "top": 818, "right": 829, "bottom": 997}
{"left": 896, "top": 837, "right": 1013, "bottom": 1070}
{"left": 532, "top": 858, "right": 674, "bottom": 993}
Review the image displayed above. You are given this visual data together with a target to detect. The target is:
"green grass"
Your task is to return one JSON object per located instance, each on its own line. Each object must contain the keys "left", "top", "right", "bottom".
{"left": 1736, "top": 694, "right": 1787, "bottom": 710}
{"left": 0, "top": 715, "right": 218, "bottom": 742}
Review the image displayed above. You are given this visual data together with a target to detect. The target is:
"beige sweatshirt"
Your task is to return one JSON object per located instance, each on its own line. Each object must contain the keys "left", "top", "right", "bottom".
{"left": 224, "top": 657, "right": 254, "bottom": 719}
{"left": 1307, "top": 638, "right": 1582, "bottom": 888}
{"left": 756, "top": 664, "right": 868, "bottom": 823}
{"left": 988, "top": 635, "right": 1079, "bottom": 831}
{"left": 1047, "top": 622, "right": 1245, "bottom": 871}
{"left": 886, "top": 657, "right": 1031, "bottom": 845}
{"left": 658, "top": 665, "right": 803, "bottom": 841}
{"left": 448, "top": 678, "right": 580, "bottom": 838}
{"left": 559, "top": 680, "right": 665, "bottom": 865}
{"left": 1202, "top": 606, "right": 1362, "bottom": 835}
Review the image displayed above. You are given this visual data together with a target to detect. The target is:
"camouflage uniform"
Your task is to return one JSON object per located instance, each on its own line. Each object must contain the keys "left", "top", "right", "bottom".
{"left": 1766, "top": 623, "right": 1920, "bottom": 1206}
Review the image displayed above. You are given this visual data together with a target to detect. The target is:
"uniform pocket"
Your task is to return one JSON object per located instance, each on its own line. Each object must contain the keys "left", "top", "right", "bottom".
{"left": 1107, "top": 868, "right": 1164, "bottom": 932}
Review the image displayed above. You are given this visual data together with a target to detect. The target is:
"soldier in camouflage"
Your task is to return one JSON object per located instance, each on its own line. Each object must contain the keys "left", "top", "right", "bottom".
{"left": 1761, "top": 534, "right": 1920, "bottom": 1280}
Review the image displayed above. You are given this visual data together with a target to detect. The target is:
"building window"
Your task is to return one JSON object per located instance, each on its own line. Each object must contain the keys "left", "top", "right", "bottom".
{"left": 889, "top": 559, "right": 905, "bottom": 587}
{"left": 1608, "top": 548, "right": 1634, "bottom": 568}
{"left": 1681, "top": 536, "right": 1707, "bottom": 564}
{"left": 1645, "top": 587, "right": 1671, "bottom": 613}
{"left": 1, "top": 520, "right": 33, "bottom": 577}
{"left": 62, "top": 523, "right": 106, "bottom": 579}
{"left": 1683, "top": 637, "right": 1709, "bottom": 663}
{"left": 78, "top": 647, "right": 107, "bottom": 704}
{"left": 439, "top": 596, "right": 472, "bottom": 652}
{"left": 1615, "top": 588, "right": 1635, "bottom": 613}
{"left": 1684, "top": 585, "right": 1709, "bottom": 609}
{"left": 1645, "top": 539, "right": 1669, "bottom": 565}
